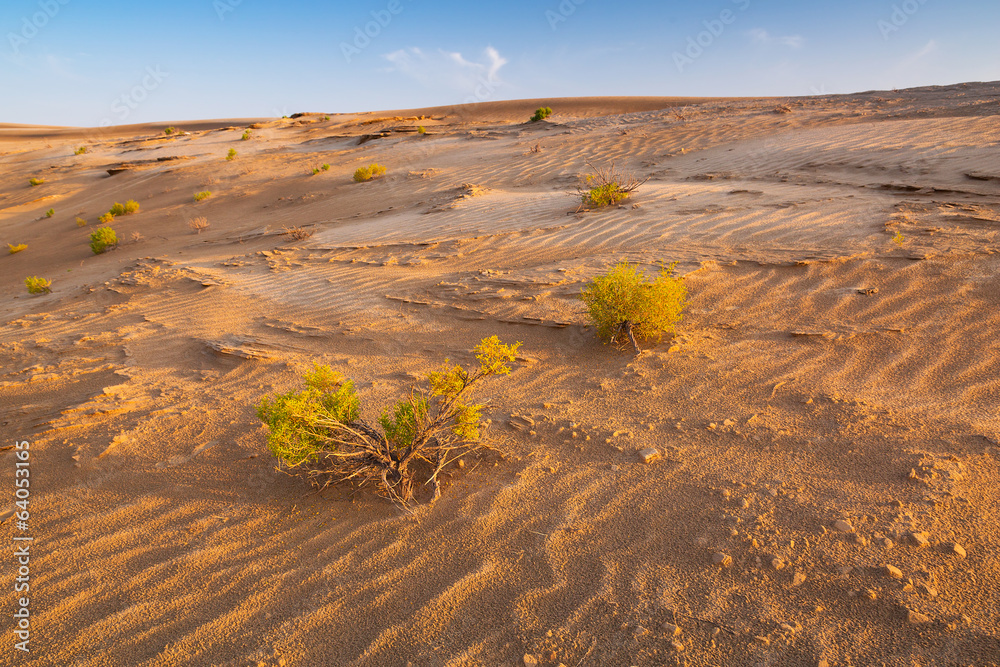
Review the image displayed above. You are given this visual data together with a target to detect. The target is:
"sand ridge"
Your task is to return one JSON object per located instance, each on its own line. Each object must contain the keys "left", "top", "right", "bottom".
{"left": 1, "top": 85, "right": 999, "bottom": 665}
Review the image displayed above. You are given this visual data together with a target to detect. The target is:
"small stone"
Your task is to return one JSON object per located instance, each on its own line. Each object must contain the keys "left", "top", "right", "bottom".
{"left": 818, "top": 660, "right": 830, "bottom": 667}
{"left": 638, "top": 447, "right": 661, "bottom": 464}
{"left": 791, "top": 570, "right": 807, "bottom": 586}
{"left": 723, "top": 419, "right": 736, "bottom": 427}
{"left": 523, "top": 655, "right": 538, "bottom": 667}
{"left": 770, "top": 557, "right": 786, "bottom": 570}
{"left": 890, "top": 499, "right": 904, "bottom": 508}
{"left": 917, "top": 583, "right": 938, "bottom": 598}
{"left": 671, "top": 640, "right": 685, "bottom": 652}
{"left": 780, "top": 623, "right": 798, "bottom": 633}
{"left": 865, "top": 588, "right": 878, "bottom": 600}
{"left": 885, "top": 565, "right": 903, "bottom": 579}
{"left": 907, "top": 610, "right": 932, "bottom": 625}
{"left": 662, "top": 622, "right": 682, "bottom": 636}
{"left": 833, "top": 519, "right": 854, "bottom": 533}
{"left": 908, "top": 532, "right": 930, "bottom": 548}
{"left": 854, "top": 534, "right": 868, "bottom": 546}
{"left": 754, "top": 635, "right": 770, "bottom": 645}
{"left": 712, "top": 552, "right": 733, "bottom": 567}
{"left": 882, "top": 538, "right": 895, "bottom": 549}
{"left": 951, "top": 543, "right": 967, "bottom": 559}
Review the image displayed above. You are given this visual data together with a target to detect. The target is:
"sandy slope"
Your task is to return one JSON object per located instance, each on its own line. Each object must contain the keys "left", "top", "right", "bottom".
{"left": 1, "top": 85, "right": 999, "bottom": 666}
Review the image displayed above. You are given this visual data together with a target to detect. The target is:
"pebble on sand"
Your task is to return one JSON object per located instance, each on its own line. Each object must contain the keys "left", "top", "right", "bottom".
{"left": 523, "top": 654, "right": 538, "bottom": 667}
{"left": 885, "top": 565, "right": 903, "bottom": 579}
{"left": 833, "top": 519, "right": 854, "bottom": 533}
{"left": 951, "top": 543, "right": 967, "bottom": 559}
{"left": 712, "top": 552, "right": 733, "bottom": 567}
{"left": 907, "top": 610, "right": 932, "bottom": 625}
{"left": 662, "top": 623, "right": 682, "bottom": 637}
{"left": 638, "top": 447, "right": 661, "bottom": 464}
{"left": 908, "top": 531, "right": 930, "bottom": 548}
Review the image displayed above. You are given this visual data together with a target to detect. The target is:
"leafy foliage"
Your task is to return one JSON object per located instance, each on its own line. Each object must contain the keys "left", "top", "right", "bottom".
{"left": 353, "top": 163, "right": 387, "bottom": 182}
{"left": 530, "top": 107, "right": 552, "bottom": 122}
{"left": 194, "top": 191, "right": 212, "bottom": 202}
{"left": 164, "top": 126, "right": 176, "bottom": 135}
{"left": 24, "top": 276, "right": 51, "bottom": 294}
{"left": 227, "top": 148, "right": 237, "bottom": 161}
{"left": 29, "top": 178, "right": 44, "bottom": 187}
{"left": 581, "top": 262, "right": 687, "bottom": 353}
{"left": 578, "top": 161, "right": 647, "bottom": 209}
{"left": 75, "top": 146, "right": 87, "bottom": 155}
{"left": 241, "top": 129, "right": 252, "bottom": 141}
{"left": 45, "top": 209, "right": 54, "bottom": 218}
{"left": 75, "top": 217, "right": 87, "bottom": 227}
{"left": 89, "top": 226, "right": 118, "bottom": 254}
{"left": 8, "top": 243, "right": 27, "bottom": 254}
{"left": 98, "top": 212, "right": 115, "bottom": 224}
{"left": 256, "top": 337, "right": 522, "bottom": 507}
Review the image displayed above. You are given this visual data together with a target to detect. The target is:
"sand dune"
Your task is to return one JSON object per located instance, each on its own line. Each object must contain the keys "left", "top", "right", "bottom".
{"left": 2, "top": 86, "right": 1000, "bottom": 666}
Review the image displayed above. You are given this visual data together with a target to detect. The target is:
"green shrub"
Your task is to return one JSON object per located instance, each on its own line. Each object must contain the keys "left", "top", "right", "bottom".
{"left": 29, "top": 178, "right": 44, "bottom": 187}
{"left": 8, "top": 243, "right": 27, "bottom": 254}
{"left": 323, "top": 115, "right": 330, "bottom": 121}
{"left": 109, "top": 202, "right": 126, "bottom": 216}
{"left": 227, "top": 148, "right": 237, "bottom": 161}
{"left": 164, "top": 126, "right": 176, "bottom": 135}
{"left": 75, "top": 217, "right": 87, "bottom": 227}
{"left": 45, "top": 208, "right": 54, "bottom": 218}
{"left": 578, "top": 161, "right": 647, "bottom": 209}
{"left": 194, "top": 191, "right": 212, "bottom": 202}
{"left": 321, "top": 163, "right": 330, "bottom": 171}
{"left": 417, "top": 126, "right": 426, "bottom": 134}
{"left": 89, "top": 227, "right": 118, "bottom": 254}
{"left": 353, "top": 163, "right": 386, "bottom": 182}
{"left": 241, "top": 129, "right": 251, "bottom": 141}
{"left": 24, "top": 276, "right": 51, "bottom": 294}
{"left": 581, "top": 262, "right": 687, "bottom": 353}
{"left": 124, "top": 199, "right": 140, "bottom": 214}
{"left": 98, "top": 212, "right": 115, "bottom": 224}
{"left": 530, "top": 106, "right": 552, "bottom": 122}
{"left": 107, "top": 200, "right": 138, "bottom": 218}
{"left": 256, "top": 336, "right": 521, "bottom": 506}
{"left": 893, "top": 230, "right": 905, "bottom": 246}
{"left": 312, "top": 167, "right": 320, "bottom": 175}
{"left": 75, "top": 146, "right": 87, "bottom": 155}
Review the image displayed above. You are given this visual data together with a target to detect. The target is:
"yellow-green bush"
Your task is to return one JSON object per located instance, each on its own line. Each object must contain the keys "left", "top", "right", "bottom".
{"left": 581, "top": 262, "right": 687, "bottom": 353}
{"left": 8, "top": 243, "right": 27, "bottom": 254}
{"left": 353, "top": 163, "right": 387, "bottom": 182}
{"left": 194, "top": 191, "right": 212, "bottom": 202}
{"left": 89, "top": 227, "right": 117, "bottom": 254}
{"left": 24, "top": 276, "right": 51, "bottom": 294}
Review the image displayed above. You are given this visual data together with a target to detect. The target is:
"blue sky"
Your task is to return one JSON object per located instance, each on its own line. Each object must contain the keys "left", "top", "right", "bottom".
{"left": 1, "top": 0, "right": 997, "bottom": 126}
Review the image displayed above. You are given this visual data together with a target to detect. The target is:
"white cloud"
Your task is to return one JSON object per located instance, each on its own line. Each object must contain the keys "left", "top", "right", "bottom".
{"left": 383, "top": 46, "right": 507, "bottom": 93}
{"left": 748, "top": 28, "right": 804, "bottom": 48}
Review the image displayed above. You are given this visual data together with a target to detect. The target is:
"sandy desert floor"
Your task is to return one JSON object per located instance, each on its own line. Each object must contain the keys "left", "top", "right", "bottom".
{"left": 1, "top": 85, "right": 999, "bottom": 666}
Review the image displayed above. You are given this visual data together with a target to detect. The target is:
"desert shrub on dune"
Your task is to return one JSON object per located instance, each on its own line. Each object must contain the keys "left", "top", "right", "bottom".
{"left": 8, "top": 243, "right": 27, "bottom": 254}
{"left": 98, "top": 212, "right": 115, "bottom": 224}
{"left": 107, "top": 200, "right": 139, "bottom": 218}
{"left": 353, "top": 163, "right": 387, "bottom": 182}
{"left": 530, "top": 106, "right": 552, "bottom": 122}
{"left": 75, "top": 146, "right": 87, "bottom": 155}
{"left": 45, "top": 209, "right": 54, "bottom": 218}
{"left": 24, "top": 276, "right": 51, "bottom": 294}
{"left": 75, "top": 217, "right": 87, "bottom": 227}
{"left": 581, "top": 262, "right": 687, "bottom": 354}
{"left": 28, "top": 178, "right": 44, "bottom": 187}
{"left": 164, "top": 126, "right": 176, "bottom": 135}
{"left": 227, "top": 148, "right": 237, "bottom": 161}
{"left": 256, "top": 336, "right": 521, "bottom": 507}
{"left": 241, "top": 129, "right": 251, "bottom": 141}
{"left": 89, "top": 227, "right": 117, "bottom": 254}
{"left": 194, "top": 191, "right": 212, "bottom": 202}
{"left": 579, "top": 161, "right": 648, "bottom": 209}
{"left": 189, "top": 216, "right": 209, "bottom": 233}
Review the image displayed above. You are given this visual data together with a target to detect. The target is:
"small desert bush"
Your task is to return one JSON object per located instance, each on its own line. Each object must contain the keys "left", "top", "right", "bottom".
{"left": 353, "top": 163, "right": 387, "bottom": 182}
{"left": 98, "top": 212, "right": 115, "bottom": 224}
{"left": 321, "top": 163, "right": 330, "bottom": 171}
{"left": 418, "top": 126, "right": 426, "bottom": 134}
{"left": 282, "top": 226, "right": 314, "bottom": 240}
{"left": 164, "top": 126, "right": 176, "bottom": 135}
{"left": 323, "top": 115, "right": 330, "bottom": 121}
{"left": 130, "top": 231, "right": 144, "bottom": 243}
{"left": 45, "top": 208, "right": 54, "bottom": 218}
{"left": 194, "top": 191, "right": 212, "bottom": 202}
{"left": 75, "top": 217, "right": 87, "bottom": 227}
{"left": 311, "top": 167, "right": 320, "bottom": 175}
{"left": 256, "top": 336, "right": 521, "bottom": 506}
{"left": 75, "top": 146, "right": 87, "bottom": 155}
{"left": 530, "top": 106, "right": 552, "bottom": 122}
{"left": 29, "top": 178, "right": 44, "bottom": 187}
{"left": 89, "top": 226, "right": 118, "bottom": 254}
{"left": 578, "top": 161, "right": 648, "bottom": 209}
{"left": 581, "top": 262, "right": 687, "bottom": 354}
{"left": 893, "top": 230, "right": 905, "bottom": 246}
{"left": 241, "top": 129, "right": 251, "bottom": 141}
{"left": 24, "top": 276, "right": 51, "bottom": 294}
{"left": 227, "top": 148, "right": 237, "bottom": 161}
{"left": 8, "top": 243, "right": 27, "bottom": 254}
{"left": 109, "top": 202, "right": 126, "bottom": 216}
{"left": 189, "top": 216, "right": 209, "bottom": 233}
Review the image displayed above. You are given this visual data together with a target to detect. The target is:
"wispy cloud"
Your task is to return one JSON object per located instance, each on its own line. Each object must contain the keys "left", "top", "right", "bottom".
{"left": 748, "top": 28, "right": 804, "bottom": 48}
{"left": 383, "top": 46, "right": 507, "bottom": 92}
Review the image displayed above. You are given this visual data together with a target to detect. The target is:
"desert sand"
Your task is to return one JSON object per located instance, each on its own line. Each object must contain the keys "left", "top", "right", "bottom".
{"left": 1, "top": 84, "right": 999, "bottom": 666}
